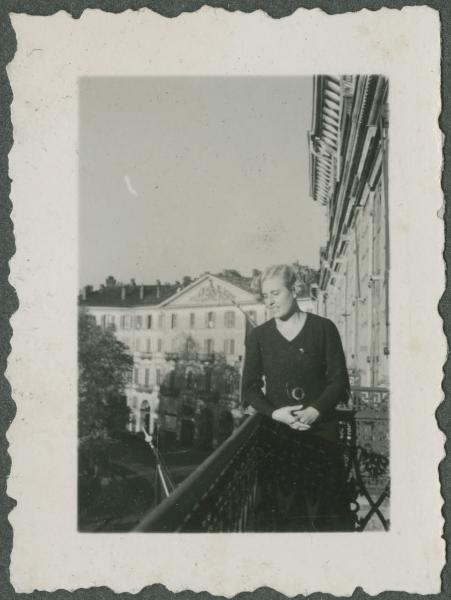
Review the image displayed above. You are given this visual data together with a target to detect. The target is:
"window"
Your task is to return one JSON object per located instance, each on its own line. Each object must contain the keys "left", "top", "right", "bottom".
{"left": 135, "top": 315, "right": 143, "bottom": 329}
{"left": 147, "top": 315, "right": 152, "bottom": 329}
{"left": 135, "top": 338, "right": 141, "bottom": 352}
{"left": 189, "top": 313, "right": 196, "bottom": 328}
{"left": 101, "top": 315, "right": 106, "bottom": 328}
{"left": 104, "top": 315, "right": 116, "bottom": 330}
{"left": 133, "top": 368, "right": 139, "bottom": 385}
{"left": 157, "top": 338, "right": 163, "bottom": 352}
{"left": 145, "top": 338, "right": 151, "bottom": 353}
{"left": 224, "top": 310, "right": 235, "bottom": 328}
{"left": 120, "top": 315, "right": 125, "bottom": 329}
{"left": 224, "top": 339, "right": 235, "bottom": 355}
{"left": 129, "top": 414, "right": 137, "bottom": 432}
{"left": 204, "top": 339, "right": 215, "bottom": 353}
{"left": 156, "top": 369, "right": 162, "bottom": 385}
{"left": 124, "top": 315, "right": 132, "bottom": 330}
{"left": 158, "top": 313, "right": 164, "bottom": 329}
{"left": 144, "top": 368, "right": 150, "bottom": 387}
{"left": 205, "top": 311, "right": 215, "bottom": 328}
{"left": 171, "top": 313, "right": 177, "bottom": 329}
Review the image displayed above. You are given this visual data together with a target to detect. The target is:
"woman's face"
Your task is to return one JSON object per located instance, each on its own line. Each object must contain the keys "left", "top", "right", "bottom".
{"left": 261, "top": 275, "right": 296, "bottom": 319}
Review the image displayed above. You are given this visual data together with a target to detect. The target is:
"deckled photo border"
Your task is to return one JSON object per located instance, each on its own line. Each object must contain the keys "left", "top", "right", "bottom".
{"left": 0, "top": 1, "right": 449, "bottom": 598}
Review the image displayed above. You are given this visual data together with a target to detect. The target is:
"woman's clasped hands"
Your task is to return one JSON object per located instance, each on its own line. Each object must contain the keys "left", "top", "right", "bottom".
{"left": 271, "top": 404, "right": 320, "bottom": 431}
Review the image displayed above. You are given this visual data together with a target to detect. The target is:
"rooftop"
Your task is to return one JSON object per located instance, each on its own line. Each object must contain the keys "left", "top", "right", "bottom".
{"left": 78, "top": 283, "right": 178, "bottom": 307}
{"left": 78, "top": 271, "right": 257, "bottom": 308}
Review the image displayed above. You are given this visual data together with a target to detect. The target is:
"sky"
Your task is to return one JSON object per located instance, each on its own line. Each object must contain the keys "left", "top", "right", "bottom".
{"left": 79, "top": 76, "right": 327, "bottom": 288}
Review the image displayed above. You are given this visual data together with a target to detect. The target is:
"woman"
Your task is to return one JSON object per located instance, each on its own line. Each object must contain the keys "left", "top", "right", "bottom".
{"left": 242, "top": 264, "right": 353, "bottom": 532}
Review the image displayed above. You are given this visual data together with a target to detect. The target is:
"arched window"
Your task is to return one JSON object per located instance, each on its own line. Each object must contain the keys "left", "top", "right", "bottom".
{"left": 140, "top": 400, "right": 151, "bottom": 434}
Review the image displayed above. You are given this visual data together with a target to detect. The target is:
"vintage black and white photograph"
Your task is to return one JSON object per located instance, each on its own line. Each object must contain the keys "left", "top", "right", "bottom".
{"left": 77, "top": 75, "right": 390, "bottom": 533}
{"left": 7, "top": 7, "right": 443, "bottom": 595}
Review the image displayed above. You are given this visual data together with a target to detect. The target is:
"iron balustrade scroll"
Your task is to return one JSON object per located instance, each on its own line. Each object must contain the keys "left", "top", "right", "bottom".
{"left": 135, "top": 389, "right": 390, "bottom": 533}
{"left": 347, "top": 385, "right": 390, "bottom": 531}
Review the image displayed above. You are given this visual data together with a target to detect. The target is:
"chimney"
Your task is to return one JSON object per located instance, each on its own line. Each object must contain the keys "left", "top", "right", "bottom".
{"left": 139, "top": 285, "right": 144, "bottom": 300}
{"left": 82, "top": 285, "right": 93, "bottom": 301}
{"left": 121, "top": 286, "right": 126, "bottom": 301}
{"left": 156, "top": 279, "right": 161, "bottom": 299}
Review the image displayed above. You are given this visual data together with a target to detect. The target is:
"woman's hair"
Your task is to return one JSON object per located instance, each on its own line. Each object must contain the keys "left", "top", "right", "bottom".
{"left": 259, "top": 264, "right": 298, "bottom": 293}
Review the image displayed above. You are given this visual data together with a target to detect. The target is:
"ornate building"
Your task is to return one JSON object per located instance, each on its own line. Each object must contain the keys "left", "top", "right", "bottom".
{"left": 309, "top": 75, "right": 389, "bottom": 389}
{"left": 79, "top": 273, "right": 267, "bottom": 435}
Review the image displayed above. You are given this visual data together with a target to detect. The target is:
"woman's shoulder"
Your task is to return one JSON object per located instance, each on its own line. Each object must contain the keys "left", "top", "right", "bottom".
{"left": 306, "top": 313, "right": 339, "bottom": 332}
{"left": 246, "top": 319, "right": 274, "bottom": 340}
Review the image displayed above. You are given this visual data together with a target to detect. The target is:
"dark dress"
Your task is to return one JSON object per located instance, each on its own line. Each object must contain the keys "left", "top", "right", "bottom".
{"left": 242, "top": 312, "right": 353, "bottom": 532}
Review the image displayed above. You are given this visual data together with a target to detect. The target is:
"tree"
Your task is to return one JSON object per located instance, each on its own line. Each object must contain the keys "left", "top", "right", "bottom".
{"left": 78, "top": 311, "right": 133, "bottom": 443}
{"left": 292, "top": 261, "right": 320, "bottom": 297}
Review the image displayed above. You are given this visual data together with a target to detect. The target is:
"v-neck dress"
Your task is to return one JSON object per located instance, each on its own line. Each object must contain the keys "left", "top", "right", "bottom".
{"left": 242, "top": 312, "right": 350, "bottom": 442}
{"left": 242, "top": 313, "right": 353, "bottom": 531}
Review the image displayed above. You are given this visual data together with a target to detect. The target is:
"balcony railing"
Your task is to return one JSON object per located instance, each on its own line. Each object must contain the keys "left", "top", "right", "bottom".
{"left": 136, "top": 413, "right": 262, "bottom": 532}
{"left": 135, "top": 389, "right": 390, "bottom": 533}
{"left": 134, "top": 383, "right": 154, "bottom": 393}
{"left": 164, "top": 351, "right": 217, "bottom": 363}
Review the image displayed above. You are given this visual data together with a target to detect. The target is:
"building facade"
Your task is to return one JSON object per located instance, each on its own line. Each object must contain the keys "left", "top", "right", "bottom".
{"left": 309, "top": 75, "right": 389, "bottom": 389}
{"left": 80, "top": 273, "right": 267, "bottom": 434}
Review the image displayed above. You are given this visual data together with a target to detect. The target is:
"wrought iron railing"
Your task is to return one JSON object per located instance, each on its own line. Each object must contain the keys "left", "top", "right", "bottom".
{"left": 164, "top": 351, "right": 218, "bottom": 363}
{"left": 134, "top": 383, "right": 154, "bottom": 393}
{"left": 135, "top": 389, "right": 390, "bottom": 533}
{"left": 136, "top": 413, "right": 261, "bottom": 532}
{"left": 348, "top": 386, "right": 390, "bottom": 530}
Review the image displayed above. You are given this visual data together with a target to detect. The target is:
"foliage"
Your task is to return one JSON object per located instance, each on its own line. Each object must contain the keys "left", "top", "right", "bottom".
{"left": 161, "top": 350, "right": 241, "bottom": 399}
{"left": 78, "top": 310, "right": 133, "bottom": 444}
{"left": 291, "top": 261, "right": 320, "bottom": 297}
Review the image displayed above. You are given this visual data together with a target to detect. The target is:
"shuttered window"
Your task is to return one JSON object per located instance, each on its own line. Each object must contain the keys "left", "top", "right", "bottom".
{"left": 224, "top": 311, "right": 235, "bottom": 328}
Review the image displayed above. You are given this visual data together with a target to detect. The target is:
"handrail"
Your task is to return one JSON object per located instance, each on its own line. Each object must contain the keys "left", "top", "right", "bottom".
{"left": 134, "top": 389, "right": 390, "bottom": 532}
{"left": 135, "top": 413, "right": 262, "bottom": 532}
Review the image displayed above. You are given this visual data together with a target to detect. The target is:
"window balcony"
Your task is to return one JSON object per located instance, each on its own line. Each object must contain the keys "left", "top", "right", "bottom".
{"left": 196, "top": 352, "right": 216, "bottom": 363}
{"left": 134, "top": 383, "right": 154, "bottom": 394}
{"left": 163, "top": 352, "right": 216, "bottom": 363}
{"left": 135, "top": 387, "right": 390, "bottom": 533}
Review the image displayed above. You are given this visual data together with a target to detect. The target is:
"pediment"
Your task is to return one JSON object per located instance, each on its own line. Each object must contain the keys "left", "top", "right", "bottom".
{"left": 162, "top": 275, "right": 257, "bottom": 307}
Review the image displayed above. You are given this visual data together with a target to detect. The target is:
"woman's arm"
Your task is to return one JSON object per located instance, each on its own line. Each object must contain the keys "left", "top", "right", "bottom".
{"left": 241, "top": 329, "right": 275, "bottom": 418}
{"left": 242, "top": 328, "right": 309, "bottom": 428}
{"left": 310, "top": 318, "right": 350, "bottom": 415}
